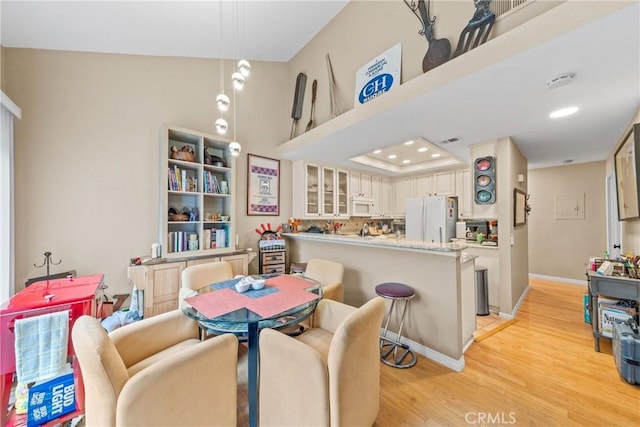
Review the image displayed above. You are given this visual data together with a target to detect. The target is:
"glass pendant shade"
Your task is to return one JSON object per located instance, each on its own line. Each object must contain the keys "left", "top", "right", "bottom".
{"left": 231, "top": 72, "right": 245, "bottom": 90}
{"left": 229, "top": 141, "right": 241, "bottom": 156}
{"left": 216, "top": 93, "right": 230, "bottom": 112}
{"left": 215, "top": 118, "right": 228, "bottom": 134}
{"left": 238, "top": 59, "right": 251, "bottom": 77}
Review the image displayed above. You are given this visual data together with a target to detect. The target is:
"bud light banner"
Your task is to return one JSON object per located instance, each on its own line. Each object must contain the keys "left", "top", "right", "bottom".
{"left": 354, "top": 43, "right": 401, "bottom": 106}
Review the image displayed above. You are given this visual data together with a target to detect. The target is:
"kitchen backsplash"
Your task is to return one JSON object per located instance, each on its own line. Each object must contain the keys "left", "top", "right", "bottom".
{"left": 296, "top": 218, "right": 395, "bottom": 234}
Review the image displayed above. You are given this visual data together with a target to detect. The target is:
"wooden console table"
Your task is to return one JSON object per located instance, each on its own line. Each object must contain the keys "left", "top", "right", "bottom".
{"left": 587, "top": 271, "right": 640, "bottom": 351}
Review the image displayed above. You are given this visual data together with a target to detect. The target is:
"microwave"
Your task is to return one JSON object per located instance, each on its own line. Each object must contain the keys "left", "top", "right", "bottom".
{"left": 351, "top": 196, "right": 375, "bottom": 217}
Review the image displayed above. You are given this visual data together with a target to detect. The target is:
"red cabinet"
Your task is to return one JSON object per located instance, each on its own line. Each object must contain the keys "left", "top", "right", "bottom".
{"left": 1, "top": 274, "right": 104, "bottom": 426}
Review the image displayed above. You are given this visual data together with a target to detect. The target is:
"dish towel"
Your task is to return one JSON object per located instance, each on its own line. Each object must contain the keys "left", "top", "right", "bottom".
{"left": 14, "top": 311, "right": 69, "bottom": 384}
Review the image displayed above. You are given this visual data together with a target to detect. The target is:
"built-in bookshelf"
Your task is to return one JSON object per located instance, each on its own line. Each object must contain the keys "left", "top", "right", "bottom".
{"left": 161, "top": 126, "right": 236, "bottom": 258}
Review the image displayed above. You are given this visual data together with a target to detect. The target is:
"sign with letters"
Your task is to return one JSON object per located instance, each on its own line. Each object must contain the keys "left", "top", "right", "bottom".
{"left": 354, "top": 43, "right": 401, "bottom": 106}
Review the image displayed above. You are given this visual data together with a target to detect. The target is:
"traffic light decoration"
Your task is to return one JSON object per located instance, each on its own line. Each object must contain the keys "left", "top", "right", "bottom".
{"left": 474, "top": 156, "right": 496, "bottom": 204}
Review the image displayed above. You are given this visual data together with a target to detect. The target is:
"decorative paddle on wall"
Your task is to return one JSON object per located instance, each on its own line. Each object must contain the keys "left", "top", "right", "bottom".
{"left": 453, "top": 0, "right": 495, "bottom": 58}
{"left": 404, "top": 0, "right": 451, "bottom": 72}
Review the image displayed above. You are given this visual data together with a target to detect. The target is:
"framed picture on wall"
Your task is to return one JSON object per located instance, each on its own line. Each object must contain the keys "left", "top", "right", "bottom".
{"left": 247, "top": 154, "right": 280, "bottom": 216}
{"left": 514, "top": 188, "right": 527, "bottom": 227}
{"left": 614, "top": 123, "right": 640, "bottom": 220}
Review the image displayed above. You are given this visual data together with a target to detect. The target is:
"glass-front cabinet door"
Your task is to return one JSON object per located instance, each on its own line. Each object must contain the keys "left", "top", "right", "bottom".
{"left": 305, "top": 164, "right": 321, "bottom": 216}
{"left": 322, "top": 167, "right": 336, "bottom": 216}
{"left": 337, "top": 169, "right": 349, "bottom": 217}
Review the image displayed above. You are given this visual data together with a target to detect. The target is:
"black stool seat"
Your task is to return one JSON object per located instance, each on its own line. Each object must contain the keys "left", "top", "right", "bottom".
{"left": 376, "top": 282, "right": 417, "bottom": 369}
{"left": 376, "top": 282, "right": 415, "bottom": 299}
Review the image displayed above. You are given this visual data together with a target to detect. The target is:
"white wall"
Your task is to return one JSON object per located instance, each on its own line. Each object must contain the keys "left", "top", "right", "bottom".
{"left": 5, "top": 49, "right": 289, "bottom": 296}
{"left": 528, "top": 162, "right": 606, "bottom": 280}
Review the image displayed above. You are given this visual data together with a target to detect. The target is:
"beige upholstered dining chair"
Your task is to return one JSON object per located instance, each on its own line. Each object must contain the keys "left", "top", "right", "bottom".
{"left": 72, "top": 311, "right": 238, "bottom": 427}
{"left": 259, "top": 297, "right": 385, "bottom": 426}
{"left": 304, "top": 258, "right": 344, "bottom": 302}
{"left": 179, "top": 260, "right": 234, "bottom": 304}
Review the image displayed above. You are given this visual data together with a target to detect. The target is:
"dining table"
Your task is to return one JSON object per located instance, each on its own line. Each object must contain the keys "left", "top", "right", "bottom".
{"left": 180, "top": 273, "right": 323, "bottom": 427}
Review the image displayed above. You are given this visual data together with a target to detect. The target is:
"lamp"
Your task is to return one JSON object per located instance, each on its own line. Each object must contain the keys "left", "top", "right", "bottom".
{"left": 215, "top": 1, "right": 229, "bottom": 135}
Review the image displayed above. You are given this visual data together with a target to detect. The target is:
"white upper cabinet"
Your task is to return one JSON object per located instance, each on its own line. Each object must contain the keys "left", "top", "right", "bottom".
{"left": 434, "top": 171, "right": 456, "bottom": 195}
{"left": 350, "top": 172, "right": 374, "bottom": 198}
{"left": 456, "top": 169, "right": 472, "bottom": 218}
{"left": 393, "top": 177, "right": 412, "bottom": 217}
{"left": 412, "top": 174, "right": 433, "bottom": 197}
{"left": 293, "top": 160, "right": 349, "bottom": 219}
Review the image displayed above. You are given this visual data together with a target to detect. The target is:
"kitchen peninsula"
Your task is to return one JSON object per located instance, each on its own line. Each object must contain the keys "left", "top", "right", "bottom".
{"left": 284, "top": 232, "right": 476, "bottom": 371}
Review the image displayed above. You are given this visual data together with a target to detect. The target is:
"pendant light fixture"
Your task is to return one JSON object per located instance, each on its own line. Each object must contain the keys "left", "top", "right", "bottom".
{"left": 229, "top": 76, "right": 241, "bottom": 157}
{"left": 215, "top": 1, "right": 229, "bottom": 134}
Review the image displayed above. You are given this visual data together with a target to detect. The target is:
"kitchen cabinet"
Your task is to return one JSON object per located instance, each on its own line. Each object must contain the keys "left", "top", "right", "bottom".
{"left": 322, "top": 167, "right": 349, "bottom": 217}
{"left": 128, "top": 253, "right": 249, "bottom": 317}
{"left": 292, "top": 160, "right": 347, "bottom": 219}
{"left": 456, "top": 169, "right": 472, "bottom": 218}
{"left": 371, "top": 177, "right": 393, "bottom": 217}
{"left": 434, "top": 171, "right": 456, "bottom": 195}
{"left": 380, "top": 178, "right": 393, "bottom": 217}
{"left": 393, "top": 177, "right": 412, "bottom": 217}
{"left": 412, "top": 174, "right": 433, "bottom": 197}
{"left": 350, "top": 172, "right": 373, "bottom": 198}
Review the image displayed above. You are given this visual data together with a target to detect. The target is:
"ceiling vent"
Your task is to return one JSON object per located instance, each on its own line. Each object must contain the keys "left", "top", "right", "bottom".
{"left": 440, "top": 136, "right": 461, "bottom": 144}
{"left": 547, "top": 73, "right": 575, "bottom": 90}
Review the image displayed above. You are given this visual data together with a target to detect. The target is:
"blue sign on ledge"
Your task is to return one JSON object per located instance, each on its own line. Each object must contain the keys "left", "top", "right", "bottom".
{"left": 27, "top": 372, "right": 76, "bottom": 426}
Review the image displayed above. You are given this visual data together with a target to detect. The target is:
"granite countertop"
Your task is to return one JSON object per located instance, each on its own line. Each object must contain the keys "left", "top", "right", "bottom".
{"left": 283, "top": 232, "right": 468, "bottom": 256}
{"left": 452, "top": 238, "right": 499, "bottom": 250}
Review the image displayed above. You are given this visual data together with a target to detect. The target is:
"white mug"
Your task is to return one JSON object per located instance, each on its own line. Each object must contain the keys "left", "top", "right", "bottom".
{"left": 151, "top": 243, "right": 161, "bottom": 258}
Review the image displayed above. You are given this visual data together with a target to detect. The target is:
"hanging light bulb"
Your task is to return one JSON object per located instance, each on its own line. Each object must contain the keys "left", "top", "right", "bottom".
{"left": 238, "top": 59, "right": 251, "bottom": 78}
{"left": 216, "top": 93, "right": 230, "bottom": 112}
{"left": 229, "top": 141, "right": 241, "bottom": 156}
{"left": 215, "top": 118, "right": 228, "bottom": 135}
{"left": 231, "top": 72, "right": 245, "bottom": 90}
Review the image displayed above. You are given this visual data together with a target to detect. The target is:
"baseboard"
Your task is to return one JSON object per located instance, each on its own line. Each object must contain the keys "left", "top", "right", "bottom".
{"left": 497, "top": 284, "right": 530, "bottom": 319}
{"left": 380, "top": 329, "right": 466, "bottom": 372}
{"left": 529, "top": 273, "right": 587, "bottom": 286}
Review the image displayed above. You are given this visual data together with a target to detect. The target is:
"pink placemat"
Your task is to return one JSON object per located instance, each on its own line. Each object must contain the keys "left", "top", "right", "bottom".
{"left": 184, "top": 289, "right": 247, "bottom": 318}
{"left": 245, "top": 289, "right": 320, "bottom": 318}
{"left": 265, "top": 275, "right": 313, "bottom": 291}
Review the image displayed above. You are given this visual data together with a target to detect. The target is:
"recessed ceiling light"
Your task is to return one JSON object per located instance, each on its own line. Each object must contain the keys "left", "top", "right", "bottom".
{"left": 549, "top": 106, "right": 579, "bottom": 118}
{"left": 431, "top": 153, "right": 441, "bottom": 158}
{"left": 373, "top": 149, "right": 382, "bottom": 154}
{"left": 404, "top": 140, "right": 414, "bottom": 145}
{"left": 388, "top": 154, "right": 397, "bottom": 159}
{"left": 417, "top": 147, "right": 428, "bottom": 153}
{"left": 402, "top": 159, "right": 411, "bottom": 164}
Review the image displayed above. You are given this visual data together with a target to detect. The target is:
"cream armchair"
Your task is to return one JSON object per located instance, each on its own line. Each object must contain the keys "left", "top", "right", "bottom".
{"left": 72, "top": 310, "right": 238, "bottom": 427}
{"left": 304, "top": 258, "right": 344, "bottom": 302}
{"left": 179, "top": 261, "right": 234, "bottom": 304}
{"left": 259, "top": 297, "right": 385, "bottom": 426}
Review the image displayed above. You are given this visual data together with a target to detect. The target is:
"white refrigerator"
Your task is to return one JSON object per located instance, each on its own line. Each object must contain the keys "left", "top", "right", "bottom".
{"left": 406, "top": 196, "right": 458, "bottom": 243}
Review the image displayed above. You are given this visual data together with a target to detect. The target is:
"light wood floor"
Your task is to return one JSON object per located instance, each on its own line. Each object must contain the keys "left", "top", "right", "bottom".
{"left": 238, "top": 278, "right": 640, "bottom": 426}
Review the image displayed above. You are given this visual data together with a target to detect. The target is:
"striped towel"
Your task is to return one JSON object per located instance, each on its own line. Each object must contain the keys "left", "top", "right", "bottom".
{"left": 14, "top": 311, "right": 69, "bottom": 384}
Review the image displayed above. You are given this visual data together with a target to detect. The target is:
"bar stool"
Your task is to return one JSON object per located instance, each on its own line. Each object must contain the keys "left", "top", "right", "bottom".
{"left": 376, "top": 282, "right": 417, "bottom": 368}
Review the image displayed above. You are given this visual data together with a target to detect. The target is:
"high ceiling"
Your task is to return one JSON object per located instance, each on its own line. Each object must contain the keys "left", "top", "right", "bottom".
{"left": 0, "top": 0, "right": 349, "bottom": 62}
{"left": 2, "top": 1, "right": 639, "bottom": 173}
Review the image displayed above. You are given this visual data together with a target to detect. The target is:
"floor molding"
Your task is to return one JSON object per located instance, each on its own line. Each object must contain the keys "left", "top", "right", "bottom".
{"left": 381, "top": 329, "right": 466, "bottom": 372}
{"left": 529, "top": 273, "right": 587, "bottom": 286}
{"left": 473, "top": 318, "right": 518, "bottom": 342}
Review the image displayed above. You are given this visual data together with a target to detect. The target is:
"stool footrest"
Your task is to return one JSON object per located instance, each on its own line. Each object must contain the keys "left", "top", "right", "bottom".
{"left": 380, "top": 340, "right": 417, "bottom": 368}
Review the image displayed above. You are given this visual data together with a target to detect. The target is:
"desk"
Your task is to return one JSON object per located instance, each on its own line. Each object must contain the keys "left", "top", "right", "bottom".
{"left": 587, "top": 271, "right": 640, "bottom": 351}
{"left": 180, "top": 274, "right": 322, "bottom": 427}
{"left": 0, "top": 274, "right": 104, "bottom": 426}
